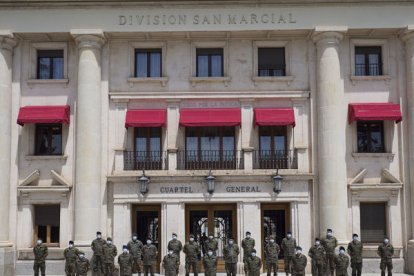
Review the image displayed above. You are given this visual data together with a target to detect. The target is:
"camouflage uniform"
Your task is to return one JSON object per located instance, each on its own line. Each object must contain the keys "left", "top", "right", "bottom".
{"left": 281, "top": 237, "right": 297, "bottom": 274}
{"left": 265, "top": 241, "right": 280, "bottom": 276}
{"left": 292, "top": 253, "right": 307, "bottom": 276}
{"left": 322, "top": 236, "right": 338, "bottom": 276}
{"left": 168, "top": 238, "right": 183, "bottom": 275}
{"left": 76, "top": 255, "right": 90, "bottom": 276}
{"left": 118, "top": 252, "right": 134, "bottom": 276}
{"left": 183, "top": 240, "right": 200, "bottom": 276}
{"left": 142, "top": 244, "right": 158, "bottom": 276}
{"left": 242, "top": 237, "right": 255, "bottom": 274}
{"left": 33, "top": 244, "right": 48, "bottom": 276}
{"left": 308, "top": 245, "right": 326, "bottom": 276}
{"left": 347, "top": 240, "right": 363, "bottom": 276}
{"left": 247, "top": 255, "right": 262, "bottom": 276}
{"left": 63, "top": 246, "right": 79, "bottom": 276}
{"left": 91, "top": 237, "right": 106, "bottom": 273}
{"left": 223, "top": 243, "right": 239, "bottom": 276}
{"left": 163, "top": 253, "right": 180, "bottom": 276}
{"left": 334, "top": 254, "right": 349, "bottom": 276}
{"left": 377, "top": 243, "right": 394, "bottom": 276}
{"left": 203, "top": 254, "right": 217, "bottom": 276}
{"left": 127, "top": 239, "right": 143, "bottom": 274}
{"left": 103, "top": 243, "right": 118, "bottom": 275}
{"left": 204, "top": 238, "right": 218, "bottom": 255}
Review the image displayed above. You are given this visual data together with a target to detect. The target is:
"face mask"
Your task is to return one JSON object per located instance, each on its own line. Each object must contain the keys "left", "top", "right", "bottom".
{"left": 251, "top": 253, "right": 256, "bottom": 257}
{"left": 269, "top": 239, "right": 274, "bottom": 243}
{"left": 189, "top": 238, "right": 194, "bottom": 242}
{"left": 37, "top": 240, "right": 42, "bottom": 245}
{"left": 209, "top": 236, "right": 213, "bottom": 240}
{"left": 168, "top": 251, "right": 173, "bottom": 255}
{"left": 339, "top": 250, "right": 345, "bottom": 254}
{"left": 107, "top": 241, "right": 112, "bottom": 245}
{"left": 353, "top": 237, "right": 359, "bottom": 242}
{"left": 132, "top": 236, "right": 137, "bottom": 241}
{"left": 172, "top": 236, "right": 177, "bottom": 240}
{"left": 287, "top": 234, "right": 292, "bottom": 239}
{"left": 229, "top": 241, "right": 234, "bottom": 245}
{"left": 147, "top": 240, "right": 152, "bottom": 245}
{"left": 246, "top": 235, "right": 251, "bottom": 239}
{"left": 207, "top": 251, "right": 213, "bottom": 256}
{"left": 69, "top": 244, "right": 73, "bottom": 248}
{"left": 315, "top": 241, "right": 320, "bottom": 246}
{"left": 123, "top": 249, "right": 128, "bottom": 253}
{"left": 296, "top": 250, "right": 302, "bottom": 255}
{"left": 384, "top": 239, "right": 389, "bottom": 244}
{"left": 79, "top": 254, "right": 85, "bottom": 259}
{"left": 327, "top": 232, "right": 332, "bottom": 237}
{"left": 97, "top": 235, "right": 102, "bottom": 239}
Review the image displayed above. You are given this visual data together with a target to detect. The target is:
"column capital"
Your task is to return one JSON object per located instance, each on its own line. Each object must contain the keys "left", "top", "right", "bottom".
{"left": 0, "top": 31, "right": 17, "bottom": 52}
{"left": 71, "top": 29, "right": 106, "bottom": 50}
{"left": 400, "top": 26, "right": 414, "bottom": 43}
{"left": 311, "top": 26, "right": 348, "bottom": 46}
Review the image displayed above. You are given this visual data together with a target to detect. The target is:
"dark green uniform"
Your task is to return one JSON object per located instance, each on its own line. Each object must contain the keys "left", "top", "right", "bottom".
{"left": 64, "top": 246, "right": 79, "bottom": 276}
{"left": 247, "top": 255, "right": 262, "bottom": 276}
{"left": 334, "top": 253, "right": 349, "bottom": 276}
{"left": 203, "top": 254, "right": 217, "bottom": 276}
{"left": 308, "top": 245, "right": 326, "bottom": 276}
{"left": 91, "top": 237, "right": 106, "bottom": 273}
{"left": 118, "top": 252, "right": 134, "bottom": 276}
{"left": 223, "top": 243, "right": 239, "bottom": 276}
{"left": 127, "top": 239, "right": 143, "bottom": 274}
{"left": 347, "top": 240, "right": 363, "bottom": 276}
{"left": 183, "top": 240, "right": 200, "bottom": 276}
{"left": 142, "top": 244, "right": 158, "bottom": 276}
{"left": 168, "top": 239, "right": 183, "bottom": 258}
{"left": 322, "top": 236, "right": 338, "bottom": 276}
{"left": 292, "top": 253, "right": 307, "bottom": 276}
{"left": 204, "top": 238, "right": 218, "bottom": 255}
{"left": 281, "top": 237, "right": 297, "bottom": 274}
{"left": 377, "top": 243, "right": 394, "bottom": 276}
{"left": 76, "top": 256, "right": 90, "bottom": 276}
{"left": 103, "top": 243, "right": 118, "bottom": 275}
{"left": 265, "top": 242, "right": 280, "bottom": 276}
{"left": 33, "top": 244, "right": 48, "bottom": 276}
{"left": 242, "top": 237, "right": 255, "bottom": 274}
{"left": 163, "top": 253, "right": 180, "bottom": 276}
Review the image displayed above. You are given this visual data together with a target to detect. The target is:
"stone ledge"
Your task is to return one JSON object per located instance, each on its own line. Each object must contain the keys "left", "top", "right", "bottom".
{"left": 25, "top": 155, "right": 68, "bottom": 161}
{"left": 127, "top": 77, "right": 169, "bottom": 87}
{"left": 189, "top": 76, "right": 231, "bottom": 87}
{"left": 252, "top": 75, "right": 295, "bottom": 86}
{"left": 352, "top": 152, "right": 394, "bottom": 161}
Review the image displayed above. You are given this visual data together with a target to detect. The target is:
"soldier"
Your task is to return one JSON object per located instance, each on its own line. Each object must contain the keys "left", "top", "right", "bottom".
{"left": 204, "top": 234, "right": 218, "bottom": 256}
{"left": 142, "top": 239, "right": 158, "bottom": 276}
{"left": 163, "top": 250, "right": 180, "bottom": 276}
{"left": 265, "top": 235, "right": 280, "bottom": 276}
{"left": 247, "top": 249, "right": 262, "bottom": 276}
{"left": 183, "top": 234, "right": 200, "bottom": 276}
{"left": 292, "top": 246, "right": 307, "bottom": 276}
{"left": 223, "top": 238, "right": 239, "bottom": 276}
{"left": 377, "top": 237, "right": 394, "bottom": 276}
{"left": 168, "top": 233, "right": 183, "bottom": 276}
{"left": 347, "top": 233, "right": 363, "bottom": 276}
{"left": 33, "top": 239, "right": 48, "bottom": 276}
{"left": 103, "top": 237, "right": 118, "bottom": 276}
{"left": 308, "top": 238, "right": 326, "bottom": 276}
{"left": 91, "top": 231, "right": 106, "bottom": 274}
{"left": 334, "top": 246, "right": 349, "bottom": 276}
{"left": 242, "top": 231, "right": 255, "bottom": 275}
{"left": 64, "top": 240, "right": 79, "bottom": 276}
{"left": 203, "top": 249, "right": 217, "bottom": 276}
{"left": 127, "top": 233, "right": 143, "bottom": 275}
{"left": 118, "top": 245, "right": 134, "bottom": 276}
{"left": 322, "top": 229, "right": 338, "bottom": 276}
{"left": 281, "top": 231, "right": 297, "bottom": 276}
{"left": 76, "top": 251, "right": 90, "bottom": 276}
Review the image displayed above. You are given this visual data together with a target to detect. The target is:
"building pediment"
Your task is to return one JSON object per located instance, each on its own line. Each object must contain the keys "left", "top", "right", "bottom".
{"left": 17, "top": 170, "right": 72, "bottom": 197}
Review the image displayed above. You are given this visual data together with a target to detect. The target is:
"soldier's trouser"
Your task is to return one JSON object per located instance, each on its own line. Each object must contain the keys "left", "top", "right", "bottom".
{"left": 243, "top": 256, "right": 250, "bottom": 274}
{"left": 93, "top": 255, "right": 104, "bottom": 273}
{"left": 225, "top": 262, "right": 237, "bottom": 276}
{"left": 144, "top": 264, "right": 155, "bottom": 276}
{"left": 65, "top": 261, "right": 76, "bottom": 276}
{"left": 284, "top": 256, "right": 293, "bottom": 273}
{"left": 267, "top": 261, "right": 278, "bottom": 276}
{"left": 132, "top": 256, "right": 142, "bottom": 273}
{"left": 292, "top": 272, "right": 305, "bottom": 276}
{"left": 380, "top": 261, "right": 393, "bottom": 276}
{"left": 351, "top": 262, "right": 362, "bottom": 276}
{"left": 205, "top": 269, "right": 217, "bottom": 276}
{"left": 311, "top": 262, "right": 324, "bottom": 276}
{"left": 33, "top": 261, "right": 46, "bottom": 276}
{"left": 185, "top": 261, "right": 198, "bottom": 276}
{"left": 166, "top": 270, "right": 177, "bottom": 276}
{"left": 104, "top": 263, "right": 115, "bottom": 276}
{"left": 326, "top": 254, "right": 335, "bottom": 276}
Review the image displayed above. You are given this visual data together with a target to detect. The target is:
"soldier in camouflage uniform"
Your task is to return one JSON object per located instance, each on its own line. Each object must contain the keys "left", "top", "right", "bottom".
{"left": 377, "top": 237, "right": 394, "bottom": 276}
{"left": 118, "top": 245, "right": 134, "bottom": 276}
{"left": 168, "top": 233, "right": 183, "bottom": 276}
{"left": 163, "top": 250, "right": 180, "bottom": 276}
{"left": 183, "top": 234, "right": 200, "bottom": 276}
{"left": 292, "top": 246, "right": 307, "bottom": 276}
{"left": 76, "top": 251, "right": 90, "bottom": 276}
{"left": 203, "top": 249, "right": 218, "bottom": 276}
{"left": 347, "top": 234, "right": 363, "bottom": 276}
{"left": 103, "top": 237, "right": 118, "bottom": 276}
{"left": 223, "top": 238, "right": 239, "bottom": 276}
{"left": 33, "top": 239, "right": 48, "bottom": 276}
{"left": 142, "top": 239, "right": 158, "bottom": 276}
{"left": 334, "top": 246, "right": 349, "bottom": 276}
{"left": 265, "top": 235, "right": 280, "bottom": 276}
{"left": 204, "top": 234, "right": 218, "bottom": 256}
{"left": 281, "top": 231, "right": 297, "bottom": 276}
{"left": 242, "top": 231, "right": 255, "bottom": 275}
{"left": 308, "top": 238, "right": 326, "bottom": 276}
{"left": 64, "top": 240, "right": 79, "bottom": 276}
{"left": 247, "top": 249, "right": 262, "bottom": 276}
{"left": 91, "top": 231, "right": 106, "bottom": 274}
{"left": 127, "top": 233, "right": 143, "bottom": 275}
{"left": 322, "top": 229, "right": 338, "bottom": 276}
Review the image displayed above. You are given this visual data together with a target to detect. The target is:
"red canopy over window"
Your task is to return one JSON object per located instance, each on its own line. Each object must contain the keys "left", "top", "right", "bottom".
{"left": 125, "top": 109, "right": 167, "bottom": 128}
{"left": 348, "top": 103, "right": 402, "bottom": 124}
{"left": 254, "top": 108, "right": 296, "bottom": 127}
{"left": 17, "top": 105, "right": 70, "bottom": 126}
{"left": 179, "top": 108, "right": 241, "bottom": 127}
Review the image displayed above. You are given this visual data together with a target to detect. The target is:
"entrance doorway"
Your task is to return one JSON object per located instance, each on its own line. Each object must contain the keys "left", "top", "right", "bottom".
{"left": 261, "top": 203, "right": 290, "bottom": 271}
{"left": 132, "top": 204, "right": 161, "bottom": 272}
{"left": 185, "top": 204, "right": 237, "bottom": 272}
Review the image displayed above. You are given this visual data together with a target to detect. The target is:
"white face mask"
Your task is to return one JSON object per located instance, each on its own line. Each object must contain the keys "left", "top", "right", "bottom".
{"left": 37, "top": 240, "right": 42, "bottom": 245}
{"left": 353, "top": 237, "right": 359, "bottom": 241}
{"left": 229, "top": 241, "right": 234, "bottom": 245}
{"left": 172, "top": 236, "right": 177, "bottom": 240}
{"left": 287, "top": 234, "right": 292, "bottom": 239}
{"left": 315, "top": 241, "right": 320, "bottom": 246}
{"left": 132, "top": 236, "right": 137, "bottom": 241}
{"left": 384, "top": 239, "right": 389, "bottom": 244}
{"left": 339, "top": 250, "right": 345, "bottom": 254}
{"left": 168, "top": 251, "right": 173, "bottom": 255}
{"left": 207, "top": 251, "right": 213, "bottom": 256}
{"left": 189, "top": 238, "right": 194, "bottom": 242}
{"left": 107, "top": 241, "right": 112, "bottom": 245}
{"left": 147, "top": 240, "right": 152, "bottom": 245}
{"left": 246, "top": 235, "right": 251, "bottom": 239}
{"left": 327, "top": 232, "right": 332, "bottom": 237}
{"left": 79, "top": 254, "right": 85, "bottom": 259}
{"left": 123, "top": 249, "right": 128, "bottom": 253}
{"left": 209, "top": 236, "right": 213, "bottom": 240}
{"left": 296, "top": 250, "right": 302, "bottom": 254}
{"left": 69, "top": 244, "right": 73, "bottom": 248}
{"left": 251, "top": 253, "right": 256, "bottom": 257}
{"left": 269, "top": 239, "right": 274, "bottom": 243}
{"left": 97, "top": 235, "right": 102, "bottom": 239}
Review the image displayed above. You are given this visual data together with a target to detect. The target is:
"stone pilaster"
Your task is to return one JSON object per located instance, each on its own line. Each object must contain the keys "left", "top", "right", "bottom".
{"left": 312, "top": 27, "right": 348, "bottom": 241}
{"left": 71, "top": 30, "right": 105, "bottom": 245}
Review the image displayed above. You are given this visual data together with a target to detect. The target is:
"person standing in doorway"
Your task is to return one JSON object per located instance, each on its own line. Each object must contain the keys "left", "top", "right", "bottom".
{"left": 281, "top": 231, "right": 297, "bottom": 276}
{"left": 265, "top": 235, "right": 280, "bottom": 276}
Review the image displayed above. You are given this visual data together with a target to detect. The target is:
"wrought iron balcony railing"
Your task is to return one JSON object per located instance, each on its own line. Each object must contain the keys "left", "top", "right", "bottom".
{"left": 123, "top": 151, "right": 168, "bottom": 171}
{"left": 177, "top": 150, "right": 244, "bottom": 170}
{"left": 253, "top": 149, "right": 298, "bottom": 169}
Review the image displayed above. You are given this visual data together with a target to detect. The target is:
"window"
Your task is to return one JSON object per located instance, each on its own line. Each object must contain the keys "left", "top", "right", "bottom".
{"left": 133, "top": 127, "right": 162, "bottom": 170}
{"left": 258, "top": 126, "right": 288, "bottom": 169}
{"left": 360, "top": 202, "right": 387, "bottom": 243}
{"left": 37, "top": 50, "right": 64, "bottom": 79}
{"left": 34, "top": 205, "right": 60, "bottom": 246}
{"left": 258, "top": 48, "right": 286, "bottom": 76}
{"left": 196, "top": 48, "right": 223, "bottom": 77}
{"left": 135, "top": 49, "right": 162, "bottom": 78}
{"left": 35, "top": 124, "right": 62, "bottom": 155}
{"left": 357, "top": 121, "right": 385, "bottom": 153}
{"left": 355, "top": 46, "right": 382, "bottom": 76}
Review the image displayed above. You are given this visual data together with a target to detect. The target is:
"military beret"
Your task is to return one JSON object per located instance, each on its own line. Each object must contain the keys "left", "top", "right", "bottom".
{"left": 252, "top": 249, "right": 257, "bottom": 253}
{"left": 132, "top": 233, "right": 137, "bottom": 237}
{"left": 339, "top": 246, "right": 345, "bottom": 251}
{"left": 246, "top": 231, "right": 251, "bottom": 235}
{"left": 287, "top": 231, "right": 292, "bottom": 235}
{"left": 228, "top": 237, "right": 234, "bottom": 241}
{"left": 327, "top": 228, "right": 333, "bottom": 232}
{"left": 296, "top": 246, "right": 302, "bottom": 251}
{"left": 96, "top": 231, "right": 102, "bottom": 235}
{"left": 123, "top": 245, "right": 128, "bottom": 249}
{"left": 69, "top": 240, "right": 74, "bottom": 245}
{"left": 315, "top": 238, "right": 320, "bottom": 241}
{"left": 107, "top": 237, "right": 112, "bottom": 241}
{"left": 172, "top": 233, "right": 177, "bottom": 236}
{"left": 189, "top": 234, "right": 195, "bottom": 238}
{"left": 352, "top": 233, "right": 359, "bottom": 237}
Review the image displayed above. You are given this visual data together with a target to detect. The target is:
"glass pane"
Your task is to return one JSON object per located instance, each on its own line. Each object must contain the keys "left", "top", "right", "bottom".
{"left": 37, "top": 225, "right": 47, "bottom": 243}
{"left": 136, "top": 53, "right": 148, "bottom": 77}
{"left": 38, "top": 58, "right": 51, "bottom": 79}
{"left": 201, "top": 127, "right": 220, "bottom": 161}
{"left": 186, "top": 128, "right": 198, "bottom": 161}
{"left": 274, "top": 136, "right": 286, "bottom": 153}
{"left": 368, "top": 54, "right": 380, "bottom": 75}
{"left": 355, "top": 54, "right": 365, "bottom": 76}
{"left": 357, "top": 122, "right": 369, "bottom": 152}
{"left": 189, "top": 210, "right": 209, "bottom": 257}
{"left": 211, "top": 55, "right": 223, "bottom": 77}
{"left": 197, "top": 55, "right": 209, "bottom": 77}
{"left": 52, "top": 57, "right": 64, "bottom": 79}
{"left": 150, "top": 52, "right": 161, "bottom": 77}
{"left": 50, "top": 126, "right": 62, "bottom": 155}
{"left": 36, "top": 126, "right": 50, "bottom": 155}
{"left": 260, "top": 127, "right": 271, "bottom": 158}
{"left": 50, "top": 226, "right": 60, "bottom": 243}
{"left": 369, "top": 122, "right": 384, "bottom": 152}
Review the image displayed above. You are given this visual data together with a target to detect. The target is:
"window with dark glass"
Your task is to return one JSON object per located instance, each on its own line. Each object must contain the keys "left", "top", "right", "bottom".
{"left": 35, "top": 124, "right": 62, "bottom": 155}
{"left": 355, "top": 46, "right": 382, "bottom": 76}
{"left": 360, "top": 202, "right": 387, "bottom": 243}
{"left": 134, "top": 127, "right": 162, "bottom": 169}
{"left": 357, "top": 121, "right": 385, "bottom": 153}
{"left": 135, "top": 49, "right": 162, "bottom": 77}
{"left": 258, "top": 48, "right": 286, "bottom": 76}
{"left": 34, "top": 205, "right": 60, "bottom": 246}
{"left": 37, "top": 50, "right": 64, "bottom": 79}
{"left": 196, "top": 48, "right": 223, "bottom": 77}
{"left": 259, "top": 126, "right": 287, "bottom": 169}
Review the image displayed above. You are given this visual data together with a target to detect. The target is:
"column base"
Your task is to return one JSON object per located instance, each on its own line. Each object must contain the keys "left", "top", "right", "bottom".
{"left": 0, "top": 246, "right": 15, "bottom": 276}
{"left": 407, "top": 239, "right": 414, "bottom": 273}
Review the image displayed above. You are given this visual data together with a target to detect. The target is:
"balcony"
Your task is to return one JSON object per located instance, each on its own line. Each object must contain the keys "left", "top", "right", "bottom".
{"left": 177, "top": 150, "right": 244, "bottom": 170}
{"left": 253, "top": 149, "right": 298, "bottom": 169}
{"left": 123, "top": 151, "right": 168, "bottom": 171}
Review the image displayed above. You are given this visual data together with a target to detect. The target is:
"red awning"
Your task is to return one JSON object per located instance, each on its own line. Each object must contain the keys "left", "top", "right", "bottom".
{"left": 254, "top": 108, "right": 296, "bottom": 127}
{"left": 125, "top": 109, "right": 166, "bottom": 128}
{"left": 179, "top": 108, "right": 241, "bottom": 127}
{"left": 348, "top": 103, "right": 402, "bottom": 124}
{"left": 17, "top": 105, "right": 70, "bottom": 126}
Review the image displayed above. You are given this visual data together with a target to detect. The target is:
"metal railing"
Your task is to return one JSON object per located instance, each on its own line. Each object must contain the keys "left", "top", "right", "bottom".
{"left": 355, "top": 63, "right": 382, "bottom": 76}
{"left": 253, "top": 149, "right": 298, "bottom": 169}
{"left": 258, "top": 68, "right": 286, "bottom": 77}
{"left": 123, "top": 151, "right": 168, "bottom": 170}
{"left": 177, "top": 150, "right": 244, "bottom": 170}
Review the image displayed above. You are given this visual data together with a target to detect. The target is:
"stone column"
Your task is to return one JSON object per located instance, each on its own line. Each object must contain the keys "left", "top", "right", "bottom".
{"left": 167, "top": 100, "right": 180, "bottom": 171}
{"left": 71, "top": 30, "right": 105, "bottom": 245}
{"left": 312, "top": 28, "right": 348, "bottom": 241}
{"left": 0, "top": 31, "right": 16, "bottom": 247}
{"left": 240, "top": 99, "right": 254, "bottom": 172}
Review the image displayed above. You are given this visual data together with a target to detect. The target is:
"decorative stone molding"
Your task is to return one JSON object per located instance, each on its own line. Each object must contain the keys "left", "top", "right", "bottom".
{"left": 17, "top": 170, "right": 72, "bottom": 197}
{"left": 351, "top": 152, "right": 395, "bottom": 162}
{"left": 0, "top": 30, "right": 17, "bottom": 52}
{"left": 127, "top": 77, "right": 168, "bottom": 87}
{"left": 349, "top": 75, "right": 391, "bottom": 85}
{"left": 311, "top": 26, "right": 348, "bottom": 45}
{"left": 70, "top": 29, "right": 106, "bottom": 49}
{"left": 252, "top": 75, "right": 295, "bottom": 86}
{"left": 25, "top": 155, "right": 68, "bottom": 161}
{"left": 189, "top": 76, "right": 231, "bottom": 87}
{"left": 19, "top": 170, "right": 40, "bottom": 186}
